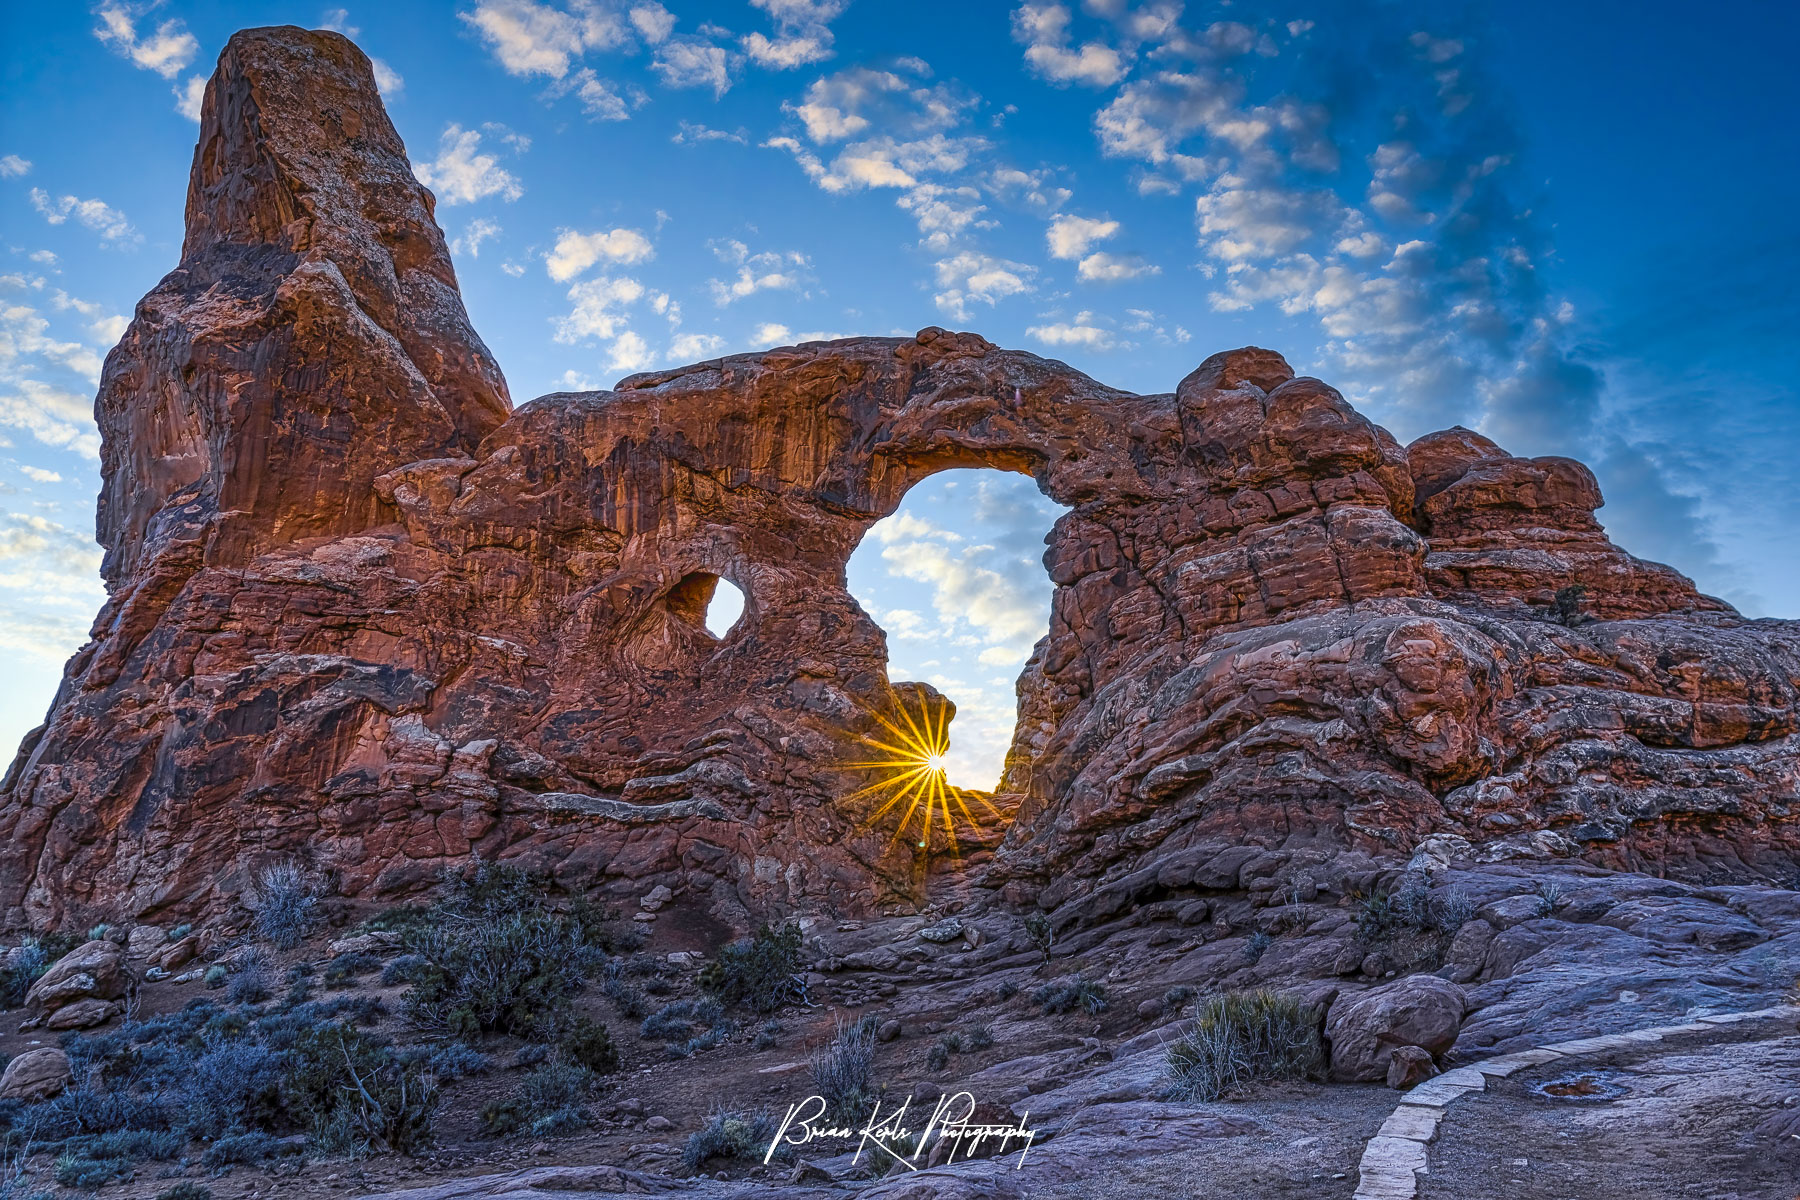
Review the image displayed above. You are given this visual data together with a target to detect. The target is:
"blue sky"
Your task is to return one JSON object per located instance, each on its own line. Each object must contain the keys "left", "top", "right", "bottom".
{"left": 1, "top": 1, "right": 1795, "bottom": 786}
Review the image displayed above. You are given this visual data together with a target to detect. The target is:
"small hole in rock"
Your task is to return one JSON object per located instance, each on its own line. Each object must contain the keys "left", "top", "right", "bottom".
{"left": 704, "top": 577, "right": 745, "bottom": 637}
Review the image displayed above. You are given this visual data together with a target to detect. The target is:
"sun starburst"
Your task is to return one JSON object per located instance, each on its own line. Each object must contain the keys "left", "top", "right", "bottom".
{"left": 839, "top": 689, "right": 1004, "bottom": 857}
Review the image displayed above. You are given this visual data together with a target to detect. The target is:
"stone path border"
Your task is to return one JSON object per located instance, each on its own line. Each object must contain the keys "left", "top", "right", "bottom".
{"left": 1350, "top": 1003, "right": 1800, "bottom": 1200}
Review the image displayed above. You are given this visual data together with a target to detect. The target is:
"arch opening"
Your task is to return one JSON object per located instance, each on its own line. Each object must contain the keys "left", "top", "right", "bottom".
{"left": 846, "top": 468, "right": 1066, "bottom": 792}
{"left": 666, "top": 571, "right": 747, "bottom": 639}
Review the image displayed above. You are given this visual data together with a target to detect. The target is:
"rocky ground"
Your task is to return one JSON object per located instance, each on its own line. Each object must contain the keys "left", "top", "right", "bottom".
{"left": 0, "top": 842, "right": 1795, "bottom": 1199}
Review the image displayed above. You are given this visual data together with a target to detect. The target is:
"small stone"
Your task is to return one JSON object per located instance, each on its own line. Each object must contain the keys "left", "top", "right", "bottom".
{"left": 640, "top": 884, "right": 673, "bottom": 911}
{"left": 644, "top": 1115, "right": 674, "bottom": 1131}
{"left": 917, "top": 918, "right": 963, "bottom": 943}
{"left": 1387, "top": 1045, "right": 1439, "bottom": 1089}
{"left": 877, "top": 1020, "right": 902, "bottom": 1042}
{"left": 632, "top": 912, "right": 657, "bottom": 922}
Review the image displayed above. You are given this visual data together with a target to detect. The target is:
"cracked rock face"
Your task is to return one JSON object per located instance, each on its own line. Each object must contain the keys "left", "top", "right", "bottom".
{"left": 1, "top": 25, "right": 1796, "bottom": 929}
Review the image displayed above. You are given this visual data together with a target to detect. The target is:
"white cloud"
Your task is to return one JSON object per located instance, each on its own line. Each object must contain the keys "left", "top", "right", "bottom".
{"left": 932, "top": 251, "right": 1033, "bottom": 321}
{"left": 0, "top": 156, "right": 30, "bottom": 178}
{"left": 173, "top": 75, "right": 206, "bottom": 121}
{"left": 743, "top": 0, "right": 844, "bottom": 68}
{"left": 0, "top": 379, "right": 100, "bottom": 458}
{"left": 651, "top": 37, "right": 732, "bottom": 96}
{"left": 452, "top": 217, "right": 503, "bottom": 258}
{"left": 1012, "top": 3, "right": 1127, "bottom": 88}
{"left": 1046, "top": 213, "right": 1118, "bottom": 259}
{"left": 1027, "top": 317, "right": 1116, "bottom": 350}
{"left": 629, "top": 3, "right": 675, "bottom": 44}
{"left": 668, "top": 331, "right": 725, "bottom": 361}
{"left": 545, "top": 227, "right": 654, "bottom": 282}
{"left": 93, "top": 4, "right": 199, "bottom": 78}
{"left": 554, "top": 275, "right": 646, "bottom": 342}
{"left": 28, "top": 190, "right": 136, "bottom": 241}
{"left": 371, "top": 58, "right": 405, "bottom": 95}
{"left": 320, "top": 9, "right": 359, "bottom": 35}
{"left": 753, "top": 322, "right": 792, "bottom": 345}
{"left": 412, "top": 124, "right": 524, "bottom": 205}
{"left": 564, "top": 68, "right": 637, "bottom": 120}
{"left": 707, "top": 241, "right": 809, "bottom": 305}
{"left": 20, "top": 466, "right": 61, "bottom": 483}
{"left": 672, "top": 121, "right": 746, "bottom": 144}
{"left": 606, "top": 330, "right": 654, "bottom": 372}
{"left": 460, "top": 0, "right": 630, "bottom": 78}
{"left": 1076, "top": 251, "right": 1158, "bottom": 282}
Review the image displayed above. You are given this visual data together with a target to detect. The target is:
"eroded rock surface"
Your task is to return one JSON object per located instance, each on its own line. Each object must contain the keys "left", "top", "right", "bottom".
{"left": 0, "top": 25, "right": 1796, "bottom": 931}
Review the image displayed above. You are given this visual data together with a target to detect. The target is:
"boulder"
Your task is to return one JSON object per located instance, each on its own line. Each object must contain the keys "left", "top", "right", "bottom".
{"left": 44, "top": 998, "right": 122, "bottom": 1031}
{"left": 125, "top": 925, "right": 167, "bottom": 959}
{"left": 0, "top": 1048, "right": 71, "bottom": 1101}
{"left": 25, "top": 940, "right": 127, "bottom": 1016}
{"left": 1326, "top": 975, "right": 1467, "bottom": 1082}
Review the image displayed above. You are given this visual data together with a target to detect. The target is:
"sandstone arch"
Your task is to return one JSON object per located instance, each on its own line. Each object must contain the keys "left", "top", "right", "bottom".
{"left": 1, "top": 26, "right": 1796, "bottom": 930}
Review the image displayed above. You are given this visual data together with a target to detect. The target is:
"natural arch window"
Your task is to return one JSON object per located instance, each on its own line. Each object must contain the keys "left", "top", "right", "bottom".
{"left": 666, "top": 572, "right": 746, "bottom": 639}
{"left": 846, "top": 469, "right": 1065, "bottom": 791}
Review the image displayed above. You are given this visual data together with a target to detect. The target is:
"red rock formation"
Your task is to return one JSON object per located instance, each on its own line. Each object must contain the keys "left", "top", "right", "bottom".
{"left": 1, "top": 26, "right": 1795, "bottom": 930}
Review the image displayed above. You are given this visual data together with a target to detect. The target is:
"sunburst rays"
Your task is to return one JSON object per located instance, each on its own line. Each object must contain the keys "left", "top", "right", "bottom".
{"left": 839, "top": 688, "right": 1005, "bottom": 858}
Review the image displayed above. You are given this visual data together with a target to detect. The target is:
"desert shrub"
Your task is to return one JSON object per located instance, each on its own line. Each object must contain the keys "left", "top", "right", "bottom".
{"left": 156, "top": 1184, "right": 211, "bottom": 1200}
{"left": 559, "top": 1018, "right": 619, "bottom": 1075}
{"left": 398, "top": 863, "right": 599, "bottom": 1040}
{"left": 54, "top": 1151, "right": 132, "bottom": 1188}
{"left": 925, "top": 1040, "right": 952, "bottom": 1071}
{"left": 682, "top": 1109, "right": 781, "bottom": 1170}
{"left": 203, "top": 965, "right": 227, "bottom": 990}
{"left": 996, "top": 981, "right": 1019, "bottom": 1001}
{"left": 380, "top": 954, "right": 425, "bottom": 986}
{"left": 248, "top": 863, "right": 319, "bottom": 950}
{"left": 1033, "top": 974, "right": 1108, "bottom": 1015}
{"left": 183, "top": 1036, "right": 287, "bottom": 1138}
{"left": 640, "top": 998, "right": 724, "bottom": 1043}
{"left": 602, "top": 968, "right": 652, "bottom": 1019}
{"left": 1165, "top": 989, "right": 1323, "bottom": 1102}
{"left": 1549, "top": 583, "right": 1588, "bottom": 625}
{"left": 282, "top": 1022, "right": 439, "bottom": 1155}
{"left": 76, "top": 1128, "right": 181, "bottom": 1161}
{"left": 752, "top": 1020, "right": 784, "bottom": 1050}
{"left": 402, "top": 911, "right": 590, "bottom": 1040}
{"left": 0, "top": 941, "right": 52, "bottom": 1010}
{"left": 810, "top": 1016, "right": 877, "bottom": 1120}
{"left": 1534, "top": 881, "right": 1565, "bottom": 916}
{"left": 1354, "top": 875, "right": 1472, "bottom": 971}
{"left": 1243, "top": 930, "right": 1273, "bottom": 963}
{"left": 1162, "top": 985, "right": 1197, "bottom": 1013}
{"left": 482, "top": 1064, "right": 592, "bottom": 1138}
{"left": 426, "top": 1043, "right": 490, "bottom": 1080}
{"left": 962, "top": 1023, "right": 994, "bottom": 1051}
{"left": 323, "top": 952, "right": 381, "bottom": 987}
{"left": 699, "top": 923, "right": 804, "bottom": 1013}
{"left": 199, "top": 1131, "right": 294, "bottom": 1167}
{"left": 666, "top": 1028, "right": 727, "bottom": 1059}
{"left": 1022, "top": 913, "right": 1055, "bottom": 964}
{"left": 227, "top": 949, "right": 273, "bottom": 1005}
{"left": 512, "top": 1044, "right": 549, "bottom": 1069}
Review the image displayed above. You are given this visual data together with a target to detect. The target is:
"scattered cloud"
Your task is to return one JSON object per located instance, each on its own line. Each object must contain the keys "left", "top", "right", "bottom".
{"left": 707, "top": 240, "right": 809, "bottom": 305}
{"left": 93, "top": 3, "right": 199, "bottom": 78}
{"left": 452, "top": 217, "right": 503, "bottom": 258}
{"left": 1046, "top": 213, "right": 1118, "bottom": 260}
{"left": 932, "top": 250, "right": 1033, "bottom": 321}
{"left": 668, "top": 331, "right": 726, "bottom": 361}
{"left": 753, "top": 322, "right": 791, "bottom": 345}
{"left": 743, "top": 0, "right": 846, "bottom": 69}
{"left": 1027, "top": 315, "right": 1116, "bottom": 351}
{"left": 412, "top": 124, "right": 524, "bottom": 205}
{"left": 460, "top": 0, "right": 631, "bottom": 78}
{"left": 650, "top": 36, "right": 732, "bottom": 96}
{"left": 20, "top": 466, "right": 61, "bottom": 484}
{"left": 0, "top": 156, "right": 30, "bottom": 178}
{"left": 672, "top": 121, "right": 746, "bottom": 145}
{"left": 173, "top": 75, "right": 206, "bottom": 121}
{"left": 554, "top": 274, "right": 647, "bottom": 342}
{"left": 1012, "top": 3, "right": 1130, "bottom": 88}
{"left": 606, "top": 329, "right": 654, "bottom": 372}
{"left": 545, "top": 227, "right": 654, "bottom": 282}
{"left": 28, "top": 190, "right": 136, "bottom": 241}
